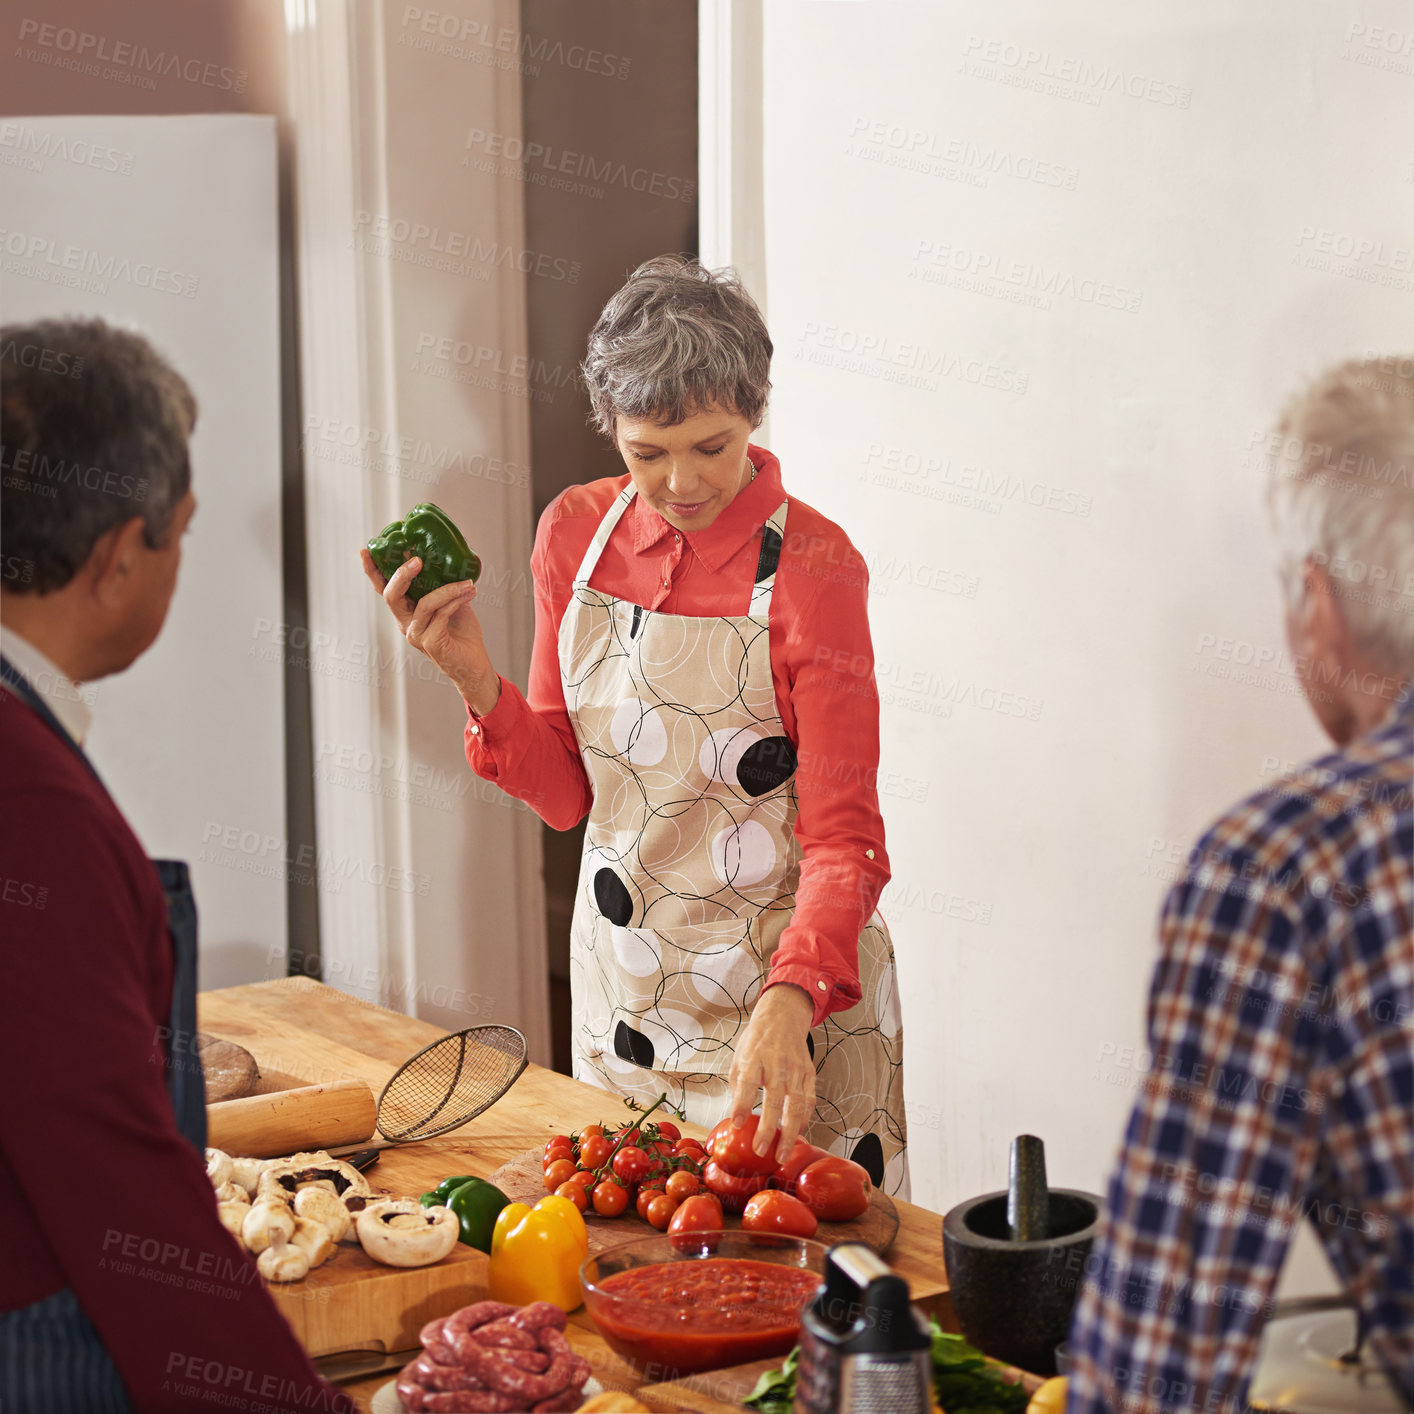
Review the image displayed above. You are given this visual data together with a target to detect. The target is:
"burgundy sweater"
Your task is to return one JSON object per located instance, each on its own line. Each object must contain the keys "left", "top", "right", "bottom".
{"left": 0, "top": 687, "right": 349, "bottom": 1412}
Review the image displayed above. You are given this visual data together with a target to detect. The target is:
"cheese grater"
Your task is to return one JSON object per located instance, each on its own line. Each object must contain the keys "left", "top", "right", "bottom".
{"left": 794, "top": 1243, "right": 933, "bottom": 1414}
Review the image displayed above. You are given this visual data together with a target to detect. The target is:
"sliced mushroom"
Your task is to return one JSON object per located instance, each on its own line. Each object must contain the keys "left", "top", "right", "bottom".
{"left": 258, "top": 1231, "right": 310, "bottom": 1283}
{"left": 289, "top": 1215, "right": 336, "bottom": 1269}
{"left": 213, "top": 1181, "right": 249, "bottom": 1204}
{"left": 217, "top": 1199, "right": 251, "bottom": 1244}
{"left": 228, "top": 1156, "right": 266, "bottom": 1193}
{"left": 355, "top": 1200, "right": 459, "bottom": 1268}
{"left": 257, "top": 1152, "right": 372, "bottom": 1204}
{"left": 242, "top": 1198, "right": 296, "bottom": 1254}
{"left": 294, "top": 1186, "right": 351, "bottom": 1243}
{"left": 205, "top": 1148, "right": 233, "bottom": 1188}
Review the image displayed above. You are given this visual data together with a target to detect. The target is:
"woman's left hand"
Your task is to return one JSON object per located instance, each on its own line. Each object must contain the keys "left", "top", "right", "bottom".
{"left": 727, "top": 983, "right": 816, "bottom": 1163}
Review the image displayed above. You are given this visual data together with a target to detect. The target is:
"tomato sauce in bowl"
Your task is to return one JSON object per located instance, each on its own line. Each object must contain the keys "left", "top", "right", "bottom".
{"left": 582, "top": 1233, "right": 826, "bottom": 1376}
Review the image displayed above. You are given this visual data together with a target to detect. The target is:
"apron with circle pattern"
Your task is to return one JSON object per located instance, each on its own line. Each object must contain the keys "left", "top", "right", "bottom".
{"left": 560, "top": 487, "right": 908, "bottom": 1195}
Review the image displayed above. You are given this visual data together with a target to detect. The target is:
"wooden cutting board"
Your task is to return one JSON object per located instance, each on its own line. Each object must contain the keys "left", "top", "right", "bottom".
{"left": 489, "top": 1147, "right": 900, "bottom": 1255}
{"left": 266, "top": 1240, "right": 488, "bottom": 1359}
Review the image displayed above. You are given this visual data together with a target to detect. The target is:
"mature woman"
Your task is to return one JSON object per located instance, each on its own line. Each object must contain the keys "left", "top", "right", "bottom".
{"left": 364, "top": 257, "right": 906, "bottom": 1193}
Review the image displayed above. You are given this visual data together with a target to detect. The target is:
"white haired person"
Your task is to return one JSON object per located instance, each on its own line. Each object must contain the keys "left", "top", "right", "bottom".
{"left": 364, "top": 256, "right": 906, "bottom": 1191}
{"left": 1068, "top": 358, "right": 1414, "bottom": 1413}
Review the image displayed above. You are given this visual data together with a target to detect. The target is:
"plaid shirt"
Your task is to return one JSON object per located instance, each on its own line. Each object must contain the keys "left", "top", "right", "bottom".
{"left": 1068, "top": 690, "right": 1414, "bottom": 1414}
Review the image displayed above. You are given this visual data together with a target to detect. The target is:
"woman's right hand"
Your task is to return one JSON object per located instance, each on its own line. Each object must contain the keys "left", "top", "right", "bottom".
{"left": 360, "top": 548, "right": 501, "bottom": 714}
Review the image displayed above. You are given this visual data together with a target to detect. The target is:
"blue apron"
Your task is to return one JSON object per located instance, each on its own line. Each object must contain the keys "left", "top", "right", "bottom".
{"left": 0, "top": 654, "right": 206, "bottom": 1412}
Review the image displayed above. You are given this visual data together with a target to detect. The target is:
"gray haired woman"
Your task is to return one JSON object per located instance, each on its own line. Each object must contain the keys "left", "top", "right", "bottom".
{"left": 364, "top": 256, "right": 907, "bottom": 1192}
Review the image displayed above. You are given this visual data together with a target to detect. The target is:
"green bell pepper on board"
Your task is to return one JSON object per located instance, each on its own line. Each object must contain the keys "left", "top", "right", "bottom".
{"left": 416, "top": 1175, "right": 510, "bottom": 1252}
{"left": 367, "top": 503, "right": 480, "bottom": 601}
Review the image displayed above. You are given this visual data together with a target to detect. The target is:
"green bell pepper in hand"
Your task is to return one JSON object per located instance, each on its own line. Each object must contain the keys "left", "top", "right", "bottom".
{"left": 367, "top": 503, "right": 480, "bottom": 601}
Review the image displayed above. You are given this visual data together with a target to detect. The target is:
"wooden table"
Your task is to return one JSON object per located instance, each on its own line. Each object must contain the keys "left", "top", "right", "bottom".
{"left": 199, "top": 977, "right": 960, "bottom": 1412}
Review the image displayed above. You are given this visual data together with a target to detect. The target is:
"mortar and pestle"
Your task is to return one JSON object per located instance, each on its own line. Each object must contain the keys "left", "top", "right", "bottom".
{"left": 942, "top": 1135, "right": 1103, "bottom": 1376}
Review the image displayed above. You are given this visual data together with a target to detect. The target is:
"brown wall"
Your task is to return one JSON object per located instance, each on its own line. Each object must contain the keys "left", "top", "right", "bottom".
{"left": 518, "top": 0, "right": 698, "bottom": 1070}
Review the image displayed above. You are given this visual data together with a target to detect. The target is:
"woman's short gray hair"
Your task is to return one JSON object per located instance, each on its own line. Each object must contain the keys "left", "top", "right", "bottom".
{"left": 581, "top": 254, "right": 772, "bottom": 436}
{"left": 1265, "top": 355, "right": 1414, "bottom": 674}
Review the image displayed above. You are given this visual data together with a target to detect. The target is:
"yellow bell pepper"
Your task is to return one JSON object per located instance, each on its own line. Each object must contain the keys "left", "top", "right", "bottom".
{"left": 487, "top": 1194, "right": 588, "bottom": 1312}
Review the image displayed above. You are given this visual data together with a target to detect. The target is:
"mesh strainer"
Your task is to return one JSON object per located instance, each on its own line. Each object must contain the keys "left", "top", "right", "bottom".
{"left": 329, "top": 1024, "right": 528, "bottom": 1157}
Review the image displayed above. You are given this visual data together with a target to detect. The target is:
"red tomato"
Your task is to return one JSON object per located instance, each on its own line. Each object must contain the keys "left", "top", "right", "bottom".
{"left": 707, "top": 1117, "right": 781, "bottom": 1177}
{"left": 667, "top": 1193, "right": 725, "bottom": 1251}
{"left": 645, "top": 1140, "right": 674, "bottom": 1159}
{"left": 579, "top": 1123, "right": 605, "bottom": 1140}
{"left": 770, "top": 1139, "right": 833, "bottom": 1193}
{"left": 613, "top": 1125, "right": 641, "bottom": 1147}
{"left": 554, "top": 1180, "right": 589, "bottom": 1213}
{"left": 579, "top": 1134, "right": 613, "bottom": 1170}
{"left": 592, "top": 1180, "right": 629, "bottom": 1218}
{"left": 543, "top": 1158, "right": 578, "bottom": 1191}
{"left": 702, "top": 1159, "right": 770, "bottom": 1213}
{"left": 611, "top": 1145, "right": 651, "bottom": 1183}
{"left": 546, "top": 1134, "right": 572, "bottom": 1149}
{"left": 636, "top": 1182, "right": 665, "bottom": 1221}
{"left": 671, "top": 1137, "right": 706, "bottom": 1156}
{"left": 566, "top": 1168, "right": 597, "bottom": 1190}
{"left": 655, "top": 1120, "right": 682, "bottom": 1142}
{"left": 742, "top": 1189, "right": 819, "bottom": 1238}
{"left": 645, "top": 1193, "right": 679, "bottom": 1231}
{"left": 796, "top": 1157, "right": 872, "bottom": 1221}
{"left": 543, "top": 1141, "right": 575, "bottom": 1169}
{"left": 664, "top": 1170, "right": 700, "bottom": 1202}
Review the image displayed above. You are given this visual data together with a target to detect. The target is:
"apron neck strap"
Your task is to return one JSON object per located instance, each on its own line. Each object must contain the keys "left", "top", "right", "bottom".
{"left": 573, "top": 491, "right": 791, "bottom": 619}
{"left": 573, "top": 485, "right": 636, "bottom": 587}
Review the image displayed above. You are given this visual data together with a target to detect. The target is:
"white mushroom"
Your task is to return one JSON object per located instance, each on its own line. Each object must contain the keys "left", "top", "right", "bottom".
{"left": 228, "top": 1156, "right": 266, "bottom": 1193}
{"left": 294, "top": 1186, "right": 351, "bottom": 1242}
{"left": 257, "top": 1153, "right": 371, "bottom": 1204}
{"left": 205, "top": 1148, "right": 233, "bottom": 1187}
{"left": 257, "top": 1231, "right": 310, "bottom": 1283}
{"left": 217, "top": 1199, "right": 251, "bottom": 1244}
{"left": 338, "top": 1194, "right": 368, "bottom": 1244}
{"left": 355, "top": 1200, "right": 459, "bottom": 1268}
{"left": 242, "top": 1198, "right": 295, "bottom": 1254}
{"left": 289, "top": 1216, "right": 336, "bottom": 1269}
{"left": 213, "top": 1181, "right": 248, "bottom": 1204}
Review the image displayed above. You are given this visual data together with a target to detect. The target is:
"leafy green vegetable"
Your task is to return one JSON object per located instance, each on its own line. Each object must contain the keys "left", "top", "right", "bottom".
{"left": 744, "top": 1346, "right": 798, "bottom": 1413}
{"left": 744, "top": 1320, "right": 1030, "bottom": 1414}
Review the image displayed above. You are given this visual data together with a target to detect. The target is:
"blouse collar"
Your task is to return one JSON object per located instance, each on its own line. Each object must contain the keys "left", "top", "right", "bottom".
{"left": 627, "top": 444, "right": 784, "bottom": 572}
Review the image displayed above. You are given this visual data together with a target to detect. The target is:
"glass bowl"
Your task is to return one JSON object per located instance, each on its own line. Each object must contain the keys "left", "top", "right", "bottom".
{"left": 580, "top": 1230, "right": 827, "bottom": 1378}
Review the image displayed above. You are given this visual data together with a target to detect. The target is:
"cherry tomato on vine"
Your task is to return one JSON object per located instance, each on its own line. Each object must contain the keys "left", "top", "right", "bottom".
{"left": 665, "top": 1170, "right": 700, "bottom": 1202}
{"left": 554, "top": 1180, "right": 589, "bottom": 1213}
{"left": 672, "top": 1137, "right": 706, "bottom": 1159}
{"left": 543, "top": 1141, "right": 575, "bottom": 1169}
{"left": 655, "top": 1120, "right": 681, "bottom": 1142}
{"left": 636, "top": 1183, "right": 665, "bottom": 1220}
{"left": 580, "top": 1135, "right": 613, "bottom": 1170}
{"left": 566, "top": 1168, "right": 597, "bottom": 1190}
{"left": 543, "top": 1158, "right": 578, "bottom": 1191}
{"left": 579, "top": 1123, "right": 605, "bottom": 1140}
{"left": 592, "top": 1180, "right": 630, "bottom": 1218}
{"left": 611, "top": 1145, "right": 651, "bottom": 1184}
{"left": 646, "top": 1193, "right": 679, "bottom": 1231}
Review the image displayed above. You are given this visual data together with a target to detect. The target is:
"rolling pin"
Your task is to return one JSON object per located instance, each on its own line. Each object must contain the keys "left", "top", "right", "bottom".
{"left": 206, "top": 1080, "right": 377, "bottom": 1158}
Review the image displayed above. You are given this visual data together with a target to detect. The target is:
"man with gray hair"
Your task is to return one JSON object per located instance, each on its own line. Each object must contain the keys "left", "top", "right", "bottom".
{"left": 0, "top": 319, "right": 348, "bottom": 1412}
{"left": 1066, "top": 358, "right": 1414, "bottom": 1413}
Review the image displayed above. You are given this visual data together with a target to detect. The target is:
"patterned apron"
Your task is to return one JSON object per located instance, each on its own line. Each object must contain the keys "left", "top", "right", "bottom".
{"left": 562, "top": 488, "right": 908, "bottom": 1196}
{"left": 0, "top": 653, "right": 206, "bottom": 1413}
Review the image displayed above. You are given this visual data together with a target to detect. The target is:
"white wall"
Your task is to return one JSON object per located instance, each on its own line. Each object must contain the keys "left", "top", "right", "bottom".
{"left": 1, "top": 115, "right": 285, "bottom": 989}
{"left": 757, "top": 1, "right": 1413, "bottom": 1290}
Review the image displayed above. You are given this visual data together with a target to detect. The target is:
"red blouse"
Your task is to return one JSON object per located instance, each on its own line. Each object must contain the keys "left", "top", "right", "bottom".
{"left": 464, "top": 445, "right": 890, "bottom": 1026}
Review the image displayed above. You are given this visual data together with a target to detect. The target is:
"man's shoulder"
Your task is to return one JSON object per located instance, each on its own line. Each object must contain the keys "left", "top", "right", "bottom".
{"left": 1181, "top": 720, "right": 1412, "bottom": 924}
